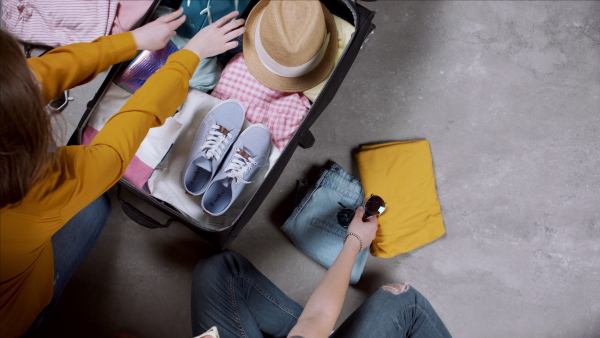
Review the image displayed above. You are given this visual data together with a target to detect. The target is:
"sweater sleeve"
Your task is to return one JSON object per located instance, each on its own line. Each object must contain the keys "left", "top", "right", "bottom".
{"left": 26, "top": 32, "right": 138, "bottom": 104}
{"left": 60, "top": 49, "right": 200, "bottom": 215}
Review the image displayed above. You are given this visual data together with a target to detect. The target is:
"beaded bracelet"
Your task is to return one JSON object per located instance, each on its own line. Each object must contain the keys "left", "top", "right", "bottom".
{"left": 344, "top": 232, "right": 363, "bottom": 251}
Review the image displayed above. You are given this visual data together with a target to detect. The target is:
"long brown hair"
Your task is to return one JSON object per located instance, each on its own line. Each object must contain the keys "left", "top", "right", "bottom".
{"left": 0, "top": 29, "right": 57, "bottom": 209}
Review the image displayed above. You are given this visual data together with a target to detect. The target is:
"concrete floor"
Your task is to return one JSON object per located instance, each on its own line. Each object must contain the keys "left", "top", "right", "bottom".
{"left": 22, "top": 1, "right": 600, "bottom": 337}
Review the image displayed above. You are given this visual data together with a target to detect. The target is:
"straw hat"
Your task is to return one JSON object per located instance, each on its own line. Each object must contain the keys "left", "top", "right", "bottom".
{"left": 243, "top": 0, "right": 338, "bottom": 93}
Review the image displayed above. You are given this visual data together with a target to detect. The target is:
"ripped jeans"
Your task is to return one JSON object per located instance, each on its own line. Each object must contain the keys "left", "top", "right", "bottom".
{"left": 191, "top": 251, "right": 451, "bottom": 338}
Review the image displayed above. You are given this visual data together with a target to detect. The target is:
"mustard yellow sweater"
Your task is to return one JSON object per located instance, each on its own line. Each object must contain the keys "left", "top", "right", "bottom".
{"left": 0, "top": 33, "right": 199, "bottom": 337}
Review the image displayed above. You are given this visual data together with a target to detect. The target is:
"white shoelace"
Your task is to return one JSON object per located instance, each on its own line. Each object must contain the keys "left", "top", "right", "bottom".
{"left": 199, "top": 125, "right": 233, "bottom": 161}
{"left": 224, "top": 149, "right": 258, "bottom": 185}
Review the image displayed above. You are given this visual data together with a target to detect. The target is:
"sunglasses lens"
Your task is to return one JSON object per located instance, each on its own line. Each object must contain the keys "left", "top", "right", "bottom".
{"left": 336, "top": 208, "right": 354, "bottom": 228}
{"left": 365, "top": 195, "right": 385, "bottom": 215}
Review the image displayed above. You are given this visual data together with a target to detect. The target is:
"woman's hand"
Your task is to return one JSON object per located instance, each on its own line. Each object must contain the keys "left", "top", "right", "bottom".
{"left": 346, "top": 206, "right": 378, "bottom": 251}
{"left": 183, "top": 11, "right": 246, "bottom": 60}
{"left": 287, "top": 206, "right": 379, "bottom": 338}
{"left": 131, "top": 8, "right": 186, "bottom": 51}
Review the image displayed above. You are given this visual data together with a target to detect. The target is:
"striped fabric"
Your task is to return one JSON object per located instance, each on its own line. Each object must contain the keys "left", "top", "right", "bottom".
{"left": 1, "top": 0, "right": 118, "bottom": 47}
{"left": 211, "top": 53, "right": 312, "bottom": 151}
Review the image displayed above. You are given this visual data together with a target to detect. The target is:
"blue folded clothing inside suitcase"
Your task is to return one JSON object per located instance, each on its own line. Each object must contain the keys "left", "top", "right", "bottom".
{"left": 176, "top": 0, "right": 251, "bottom": 38}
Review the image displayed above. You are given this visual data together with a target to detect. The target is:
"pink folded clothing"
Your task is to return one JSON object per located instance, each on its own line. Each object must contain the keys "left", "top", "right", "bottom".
{"left": 111, "top": 0, "right": 154, "bottom": 35}
{"left": 211, "top": 53, "right": 312, "bottom": 150}
{"left": 2, "top": 0, "right": 118, "bottom": 47}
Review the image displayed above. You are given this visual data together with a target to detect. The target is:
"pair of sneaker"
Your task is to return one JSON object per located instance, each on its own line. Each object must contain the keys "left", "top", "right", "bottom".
{"left": 182, "top": 99, "right": 271, "bottom": 216}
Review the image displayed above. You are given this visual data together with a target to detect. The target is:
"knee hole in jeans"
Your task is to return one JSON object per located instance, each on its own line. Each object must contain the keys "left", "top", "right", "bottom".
{"left": 382, "top": 283, "right": 410, "bottom": 295}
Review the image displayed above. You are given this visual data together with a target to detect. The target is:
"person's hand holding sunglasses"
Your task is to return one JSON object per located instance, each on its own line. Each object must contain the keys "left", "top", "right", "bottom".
{"left": 345, "top": 206, "right": 378, "bottom": 253}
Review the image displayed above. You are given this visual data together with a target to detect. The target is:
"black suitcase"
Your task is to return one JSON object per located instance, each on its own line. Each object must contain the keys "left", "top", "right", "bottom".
{"left": 71, "top": 0, "right": 376, "bottom": 250}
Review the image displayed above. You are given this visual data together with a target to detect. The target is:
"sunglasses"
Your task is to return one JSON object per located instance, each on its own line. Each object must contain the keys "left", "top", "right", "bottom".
{"left": 337, "top": 194, "right": 386, "bottom": 228}
{"left": 23, "top": 45, "right": 74, "bottom": 112}
{"left": 47, "top": 90, "right": 74, "bottom": 111}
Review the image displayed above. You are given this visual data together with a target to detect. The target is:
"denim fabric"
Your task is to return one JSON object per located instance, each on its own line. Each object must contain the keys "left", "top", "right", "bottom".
{"left": 26, "top": 193, "right": 111, "bottom": 333}
{"left": 332, "top": 286, "right": 452, "bottom": 337}
{"left": 281, "top": 161, "right": 367, "bottom": 284}
{"left": 191, "top": 251, "right": 303, "bottom": 338}
{"left": 191, "top": 251, "right": 452, "bottom": 338}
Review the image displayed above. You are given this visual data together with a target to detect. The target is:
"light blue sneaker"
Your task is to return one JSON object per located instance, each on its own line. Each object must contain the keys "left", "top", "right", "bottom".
{"left": 202, "top": 124, "right": 271, "bottom": 216}
{"left": 182, "top": 99, "right": 245, "bottom": 196}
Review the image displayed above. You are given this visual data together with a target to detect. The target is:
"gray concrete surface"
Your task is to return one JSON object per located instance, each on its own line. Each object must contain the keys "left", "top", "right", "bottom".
{"left": 23, "top": 1, "right": 599, "bottom": 337}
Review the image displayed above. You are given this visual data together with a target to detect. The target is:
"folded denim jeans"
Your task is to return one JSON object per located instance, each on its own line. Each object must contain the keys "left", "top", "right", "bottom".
{"left": 281, "top": 162, "right": 367, "bottom": 284}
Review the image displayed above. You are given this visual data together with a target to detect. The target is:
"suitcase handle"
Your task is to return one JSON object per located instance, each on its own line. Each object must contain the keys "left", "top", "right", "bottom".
{"left": 117, "top": 185, "right": 175, "bottom": 229}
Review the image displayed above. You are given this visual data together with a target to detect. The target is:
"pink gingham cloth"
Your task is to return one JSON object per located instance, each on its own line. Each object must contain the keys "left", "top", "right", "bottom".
{"left": 1, "top": 0, "right": 118, "bottom": 47}
{"left": 211, "top": 53, "right": 312, "bottom": 150}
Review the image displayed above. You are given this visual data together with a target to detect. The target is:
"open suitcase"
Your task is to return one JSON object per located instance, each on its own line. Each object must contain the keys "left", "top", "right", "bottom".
{"left": 71, "top": 0, "right": 376, "bottom": 250}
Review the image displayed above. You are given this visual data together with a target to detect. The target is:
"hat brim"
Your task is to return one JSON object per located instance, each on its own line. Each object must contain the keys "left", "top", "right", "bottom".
{"left": 243, "top": 0, "right": 338, "bottom": 93}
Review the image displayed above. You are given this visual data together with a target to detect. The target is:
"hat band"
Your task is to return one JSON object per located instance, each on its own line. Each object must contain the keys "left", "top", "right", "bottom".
{"left": 255, "top": 14, "right": 330, "bottom": 78}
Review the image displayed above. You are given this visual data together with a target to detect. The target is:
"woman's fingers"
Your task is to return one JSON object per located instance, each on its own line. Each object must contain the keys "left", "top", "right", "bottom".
{"left": 214, "top": 11, "right": 240, "bottom": 27}
{"left": 160, "top": 7, "right": 184, "bottom": 23}
{"left": 354, "top": 206, "right": 365, "bottom": 220}
{"left": 168, "top": 14, "right": 187, "bottom": 30}
{"left": 224, "top": 41, "right": 239, "bottom": 50}
{"left": 224, "top": 18, "right": 245, "bottom": 32}
{"left": 225, "top": 26, "right": 246, "bottom": 41}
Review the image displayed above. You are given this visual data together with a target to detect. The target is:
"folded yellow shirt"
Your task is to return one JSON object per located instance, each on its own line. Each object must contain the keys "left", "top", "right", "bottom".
{"left": 355, "top": 140, "right": 445, "bottom": 258}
